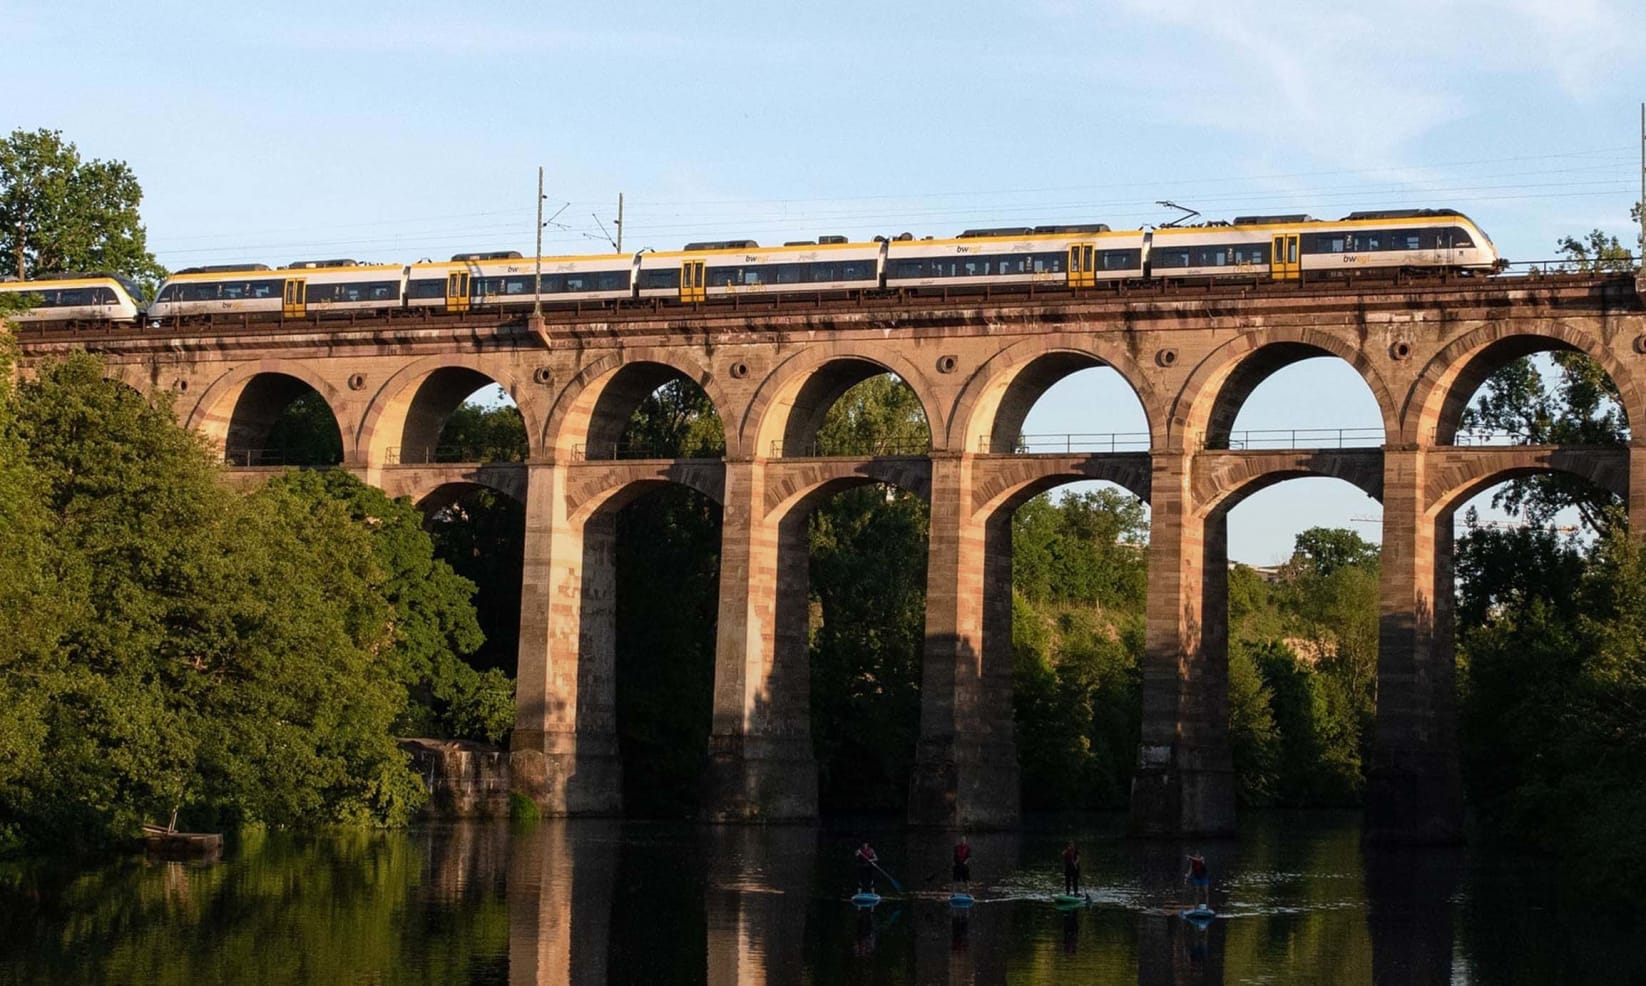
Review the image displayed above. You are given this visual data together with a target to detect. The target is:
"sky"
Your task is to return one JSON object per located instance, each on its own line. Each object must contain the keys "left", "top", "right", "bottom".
{"left": 5, "top": 0, "right": 1644, "bottom": 562}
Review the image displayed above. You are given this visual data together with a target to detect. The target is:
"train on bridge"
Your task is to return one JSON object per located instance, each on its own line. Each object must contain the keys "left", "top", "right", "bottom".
{"left": 1, "top": 208, "right": 1499, "bottom": 328}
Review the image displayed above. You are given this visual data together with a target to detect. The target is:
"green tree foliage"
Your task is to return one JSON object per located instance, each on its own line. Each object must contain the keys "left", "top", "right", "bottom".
{"left": 436, "top": 399, "right": 530, "bottom": 462}
{"left": 1226, "top": 528, "right": 1380, "bottom": 806}
{"left": 622, "top": 377, "right": 727, "bottom": 458}
{"left": 0, "top": 356, "right": 432, "bottom": 846}
{"left": 0, "top": 129, "right": 165, "bottom": 285}
{"left": 1458, "top": 353, "right": 1627, "bottom": 536}
{"left": 1457, "top": 517, "right": 1646, "bottom": 894}
{"left": 808, "top": 375, "right": 930, "bottom": 811}
{"left": 262, "top": 390, "right": 344, "bottom": 465}
{"left": 606, "top": 375, "right": 724, "bottom": 816}
{"left": 1554, "top": 205, "right": 1641, "bottom": 273}
{"left": 263, "top": 470, "right": 513, "bottom": 745}
{"left": 1009, "top": 489, "right": 1148, "bottom": 808}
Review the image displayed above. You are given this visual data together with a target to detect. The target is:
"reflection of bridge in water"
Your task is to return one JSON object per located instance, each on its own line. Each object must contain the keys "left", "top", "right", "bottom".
{"left": 417, "top": 818, "right": 1463, "bottom": 985}
{"left": 19, "top": 272, "right": 1646, "bottom": 841}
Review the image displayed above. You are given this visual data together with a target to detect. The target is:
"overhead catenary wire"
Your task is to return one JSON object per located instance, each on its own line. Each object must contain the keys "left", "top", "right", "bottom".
{"left": 150, "top": 146, "right": 1646, "bottom": 266}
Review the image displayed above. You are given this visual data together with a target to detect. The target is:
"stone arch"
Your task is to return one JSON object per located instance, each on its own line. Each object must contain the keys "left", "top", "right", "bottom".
{"left": 184, "top": 359, "right": 352, "bottom": 461}
{"left": 948, "top": 334, "right": 1161, "bottom": 453}
{"left": 543, "top": 350, "right": 735, "bottom": 460}
{"left": 765, "top": 468, "right": 931, "bottom": 527}
{"left": 1170, "top": 328, "right": 1399, "bottom": 452}
{"left": 1401, "top": 321, "right": 1643, "bottom": 447}
{"left": 1192, "top": 454, "right": 1385, "bottom": 522}
{"left": 970, "top": 455, "right": 1153, "bottom": 520}
{"left": 745, "top": 347, "right": 942, "bottom": 458}
{"left": 376, "top": 466, "right": 529, "bottom": 510}
{"left": 356, "top": 355, "right": 539, "bottom": 466}
{"left": 569, "top": 475, "right": 724, "bottom": 526}
{"left": 1425, "top": 449, "right": 1628, "bottom": 520}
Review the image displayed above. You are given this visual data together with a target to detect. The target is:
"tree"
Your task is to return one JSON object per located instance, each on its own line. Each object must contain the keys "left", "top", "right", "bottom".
{"left": 0, "top": 129, "right": 164, "bottom": 285}
{"left": 263, "top": 470, "right": 513, "bottom": 745}
{"left": 0, "top": 355, "right": 429, "bottom": 845}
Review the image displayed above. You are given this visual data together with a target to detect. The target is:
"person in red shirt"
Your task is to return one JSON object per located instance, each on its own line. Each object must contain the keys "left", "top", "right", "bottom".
{"left": 1061, "top": 841, "right": 1081, "bottom": 894}
{"left": 951, "top": 834, "right": 971, "bottom": 891}
{"left": 1185, "top": 850, "right": 1209, "bottom": 907}
{"left": 854, "top": 841, "right": 879, "bottom": 894}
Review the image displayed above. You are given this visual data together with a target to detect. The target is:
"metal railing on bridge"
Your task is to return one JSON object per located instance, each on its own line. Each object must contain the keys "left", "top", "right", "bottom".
{"left": 222, "top": 448, "right": 340, "bottom": 467}
{"left": 571, "top": 442, "right": 726, "bottom": 462}
{"left": 768, "top": 439, "right": 932, "bottom": 458}
{"left": 385, "top": 446, "right": 525, "bottom": 465}
{"left": 1222, "top": 428, "right": 1385, "bottom": 450}
{"left": 978, "top": 432, "right": 1151, "bottom": 454}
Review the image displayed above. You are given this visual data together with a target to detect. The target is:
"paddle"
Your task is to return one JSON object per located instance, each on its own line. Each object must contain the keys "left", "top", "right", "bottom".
{"left": 871, "top": 860, "right": 903, "bottom": 893}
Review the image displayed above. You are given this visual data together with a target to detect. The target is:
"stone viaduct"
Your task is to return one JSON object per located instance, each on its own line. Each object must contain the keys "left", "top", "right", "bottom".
{"left": 17, "top": 272, "right": 1646, "bottom": 842}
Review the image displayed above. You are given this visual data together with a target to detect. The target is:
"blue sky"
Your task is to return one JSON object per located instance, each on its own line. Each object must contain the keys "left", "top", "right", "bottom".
{"left": 6, "top": 0, "right": 1643, "bottom": 561}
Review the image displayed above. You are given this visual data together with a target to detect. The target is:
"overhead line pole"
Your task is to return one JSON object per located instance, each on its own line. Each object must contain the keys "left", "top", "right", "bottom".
{"left": 616, "top": 193, "right": 623, "bottom": 254}
{"left": 534, "top": 166, "right": 544, "bottom": 318}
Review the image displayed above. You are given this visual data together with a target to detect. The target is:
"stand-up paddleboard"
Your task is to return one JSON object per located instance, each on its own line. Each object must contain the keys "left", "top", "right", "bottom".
{"left": 1180, "top": 905, "right": 1215, "bottom": 921}
{"left": 1053, "top": 893, "right": 1088, "bottom": 908}
{"left": 851, "top": 892, "right": 882, "bottom": 908}
{"left": 949, "top": 893, "right": 974, "bottom": 908}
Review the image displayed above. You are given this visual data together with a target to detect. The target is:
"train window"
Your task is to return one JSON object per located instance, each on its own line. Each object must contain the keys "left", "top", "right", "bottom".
{"left": 1396, "top": 233, "right": 1420, "bottom": 250}
{"left": 1450, "top": 228, "right": 1473, "bottom": 247}
{"left": 1151, "top": 248, "right": 1190, "bottom": 269}
{"left": 638, "top": 269, "right": 679, "bottom": 290}
{"left": 1100, "top": 250, "right": 1138, "bottom": 270}
{"left": 1232, "top": 246, "right": 1268, "bottom": 265}
{"left": 596, "top": 271, "right": 630, "bottom": 291}
{"left": 409, "top": 279, "right": 445, "bottom": 299}
{"left": 250, "top": 280, "right": 281, "bottom": 298}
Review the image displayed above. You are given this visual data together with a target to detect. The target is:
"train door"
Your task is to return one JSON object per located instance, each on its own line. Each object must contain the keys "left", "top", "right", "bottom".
{"left": 681, "top": 260, "right": 706, "bottom": 302}
{"left": 446, "top": 271, "right": 470, "bottom": 314}
{"left": 282, "top": 278, "right": 307, "bottom": 318}
{"left": 1067, "top": 243, "right": 1095, "bottom": 288}
{"left": 1270, "top": 233, "right": 1300, "bottom": 281}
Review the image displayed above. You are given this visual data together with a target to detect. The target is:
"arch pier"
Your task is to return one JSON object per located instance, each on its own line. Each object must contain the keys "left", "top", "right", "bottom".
{"left": 20, "top": 273, "right": 1645, "bottom": 839}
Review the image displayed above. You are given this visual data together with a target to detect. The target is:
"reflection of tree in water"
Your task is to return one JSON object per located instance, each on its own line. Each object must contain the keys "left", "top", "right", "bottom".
{"left": 0, "top": 830, "right": 509, "bottom": 984}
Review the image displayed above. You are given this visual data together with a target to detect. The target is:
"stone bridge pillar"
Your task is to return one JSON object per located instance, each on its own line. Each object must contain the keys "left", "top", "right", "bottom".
{"left": 511, "top": 462, "right": 623, "bottom": 815}
{"left": 1366, "top": 448, "right": 1463, "bottom": 843}
{"left": 1130, "top": 451, "right": 1235, "bottom": 836}
{"left": 910, "top": 453, "right": 1021, "bottom": 828}
{"left": 703, "top": 459, "right": 819, "bottom": 820}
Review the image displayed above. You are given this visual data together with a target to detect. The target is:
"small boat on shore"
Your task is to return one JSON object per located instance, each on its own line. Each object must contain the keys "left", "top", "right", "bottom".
{"left": 141, "top": 824, "right": 223, "bottom": 861}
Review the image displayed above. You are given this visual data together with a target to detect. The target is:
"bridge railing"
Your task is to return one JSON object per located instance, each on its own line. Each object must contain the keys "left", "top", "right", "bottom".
{"left": 571, "top": 442, "right": 727, "bottom": 461}
{"left": 223, "top": 449, "right": 340, "bottom": 467}
{"left": 386, "top": 446, "right": 525, "bottom": 465}
{"left": 768, "top": 439, "right": 932, "bottom": 458}
{"left": 978, "top": 432, "right": 1151, "bottom": 453}
{"left": 1222, "top": 428, "right": 1385, "bottom": 450}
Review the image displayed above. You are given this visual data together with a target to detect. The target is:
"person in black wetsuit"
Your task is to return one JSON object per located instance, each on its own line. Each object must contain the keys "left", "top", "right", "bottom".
{"left": 854, "top": 841, "right": 878, "bottom": 894}
{"left": 1061, "top": 841, "right": 1081, "bottom": 894}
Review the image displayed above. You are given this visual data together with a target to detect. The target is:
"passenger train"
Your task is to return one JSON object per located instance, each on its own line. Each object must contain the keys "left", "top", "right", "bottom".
{"left": 1, "top": 209, "right": 1500, "bottom": 327}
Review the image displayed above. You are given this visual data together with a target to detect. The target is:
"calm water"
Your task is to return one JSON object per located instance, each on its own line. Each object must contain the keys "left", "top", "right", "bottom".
{"left": 0, "top": 813, "right": 1639, "bottom": 985}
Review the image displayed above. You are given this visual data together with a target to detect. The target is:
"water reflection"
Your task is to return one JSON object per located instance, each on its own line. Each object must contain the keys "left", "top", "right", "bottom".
{"left": 1, "top": 814, "right": 1642, "bottom": 984}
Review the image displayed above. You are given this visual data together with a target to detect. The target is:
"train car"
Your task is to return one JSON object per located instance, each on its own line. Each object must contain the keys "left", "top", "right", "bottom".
{"left": 0, "top": 273, "right": 146, "bottom": 325}
{"left": 407, "top": 251, "right": 636, "bottom": 314}
{"left": 1296, "top": 210, "right": 1498, "bottom": 278}
{"left": 883, "top": 225, "right": 1146, "bottom": 293}
{"left": 150, "top": 261, "right": 404, "bottom": 321}
{"left": 637, "top": 238, "right": 883, "bottom": 303}
{"left": 1146, "top": 209, "right": 1499, "bottom": 282}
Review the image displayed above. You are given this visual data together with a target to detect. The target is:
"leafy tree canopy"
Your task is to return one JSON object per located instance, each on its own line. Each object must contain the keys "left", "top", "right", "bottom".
{"left": 0, "top": 129, "right": 165, "bottom": 286}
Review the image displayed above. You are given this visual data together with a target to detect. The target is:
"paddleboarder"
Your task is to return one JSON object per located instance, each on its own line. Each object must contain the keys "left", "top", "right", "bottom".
{"left": 854, "top": 841, "right": 879, "bottom": 894}
{"left": 952, "top": 835, "right": 971, "bottom": 892}
{"left": 1185, "top": 850, "right": 1209, "bottom": 907}
{"left": 1061, "top": 841, "right": 1081, "bottom": 895}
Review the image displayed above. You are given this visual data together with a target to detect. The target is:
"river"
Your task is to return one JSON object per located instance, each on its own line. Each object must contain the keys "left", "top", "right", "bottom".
{"left": 0, "top": 812, "right": 1636, "bottom": 984}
